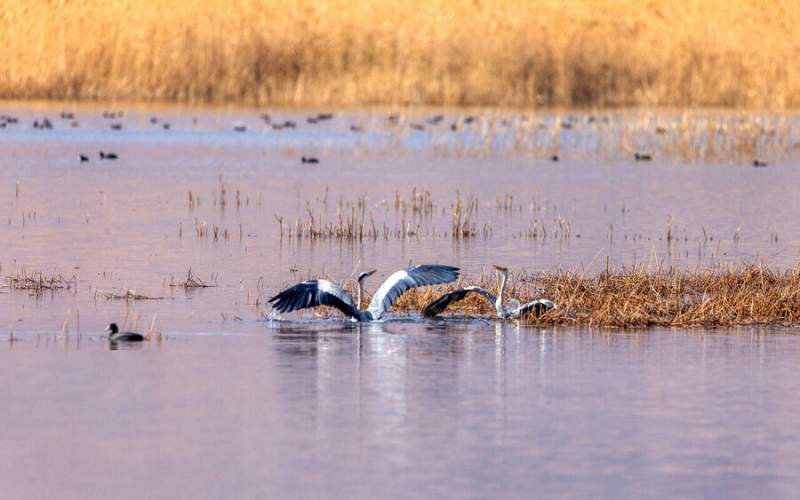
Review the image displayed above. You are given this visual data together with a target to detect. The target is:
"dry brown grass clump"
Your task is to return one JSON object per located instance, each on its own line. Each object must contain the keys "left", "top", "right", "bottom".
{"left": 94, "top": 288, "right": 164, "bottom": 301}
{"left": 1, "top": 270, "right": 76, "bottom": 295}
{"left": 169, "top": 268, "right": 216, "bottom": 289}
{"left": 2, "top": 0, "right": 799, "bottom": 108}
{"left": 396, "top": 265, "right": 800, "bottom": 327}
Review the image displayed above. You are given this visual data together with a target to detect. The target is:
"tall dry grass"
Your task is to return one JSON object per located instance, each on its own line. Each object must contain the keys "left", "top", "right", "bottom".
{"left": 397, "top": 265, "right": 800, "bottom": 327}
{"left": 1, "top": 0, "right": 799, "bottom": 108}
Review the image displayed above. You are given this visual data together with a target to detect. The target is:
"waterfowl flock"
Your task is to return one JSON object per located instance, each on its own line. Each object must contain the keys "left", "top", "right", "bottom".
{"left": 0, "top": 108, "right": 782, "bottom": 168}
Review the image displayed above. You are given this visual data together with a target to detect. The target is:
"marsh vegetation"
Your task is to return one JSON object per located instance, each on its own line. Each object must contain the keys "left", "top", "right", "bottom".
{"left": 3, "top": 2, "right": 800, "bottom": 496}
{"left": 2, "top": 1, "right": 799, "bottom": 108}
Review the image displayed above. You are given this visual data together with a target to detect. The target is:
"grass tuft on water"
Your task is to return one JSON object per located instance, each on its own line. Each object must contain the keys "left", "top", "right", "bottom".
{"left": 1, "top": 270, "right": 76, "bottom": 295}
{"left": 95, "top": 288, "right": 164, "bottom": 301}
{"left": 169, "top": 268, "right": 217, "bottom": 289}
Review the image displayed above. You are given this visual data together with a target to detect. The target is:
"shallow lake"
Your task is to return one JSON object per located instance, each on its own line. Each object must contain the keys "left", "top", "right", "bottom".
{"left": 1, "top": 102, "right": 800, "bottom": 498}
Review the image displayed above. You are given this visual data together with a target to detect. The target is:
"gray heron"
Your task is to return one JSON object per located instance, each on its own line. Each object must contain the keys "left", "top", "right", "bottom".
{"left": 269, "top": 264, "right": 460, "bottom": 322}
{"left": 422, "top": 265, "right": 558, "bottom": 319}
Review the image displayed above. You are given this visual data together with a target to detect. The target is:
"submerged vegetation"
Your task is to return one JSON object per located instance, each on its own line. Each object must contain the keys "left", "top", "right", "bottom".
{"left": 1, "top": 0, "right": 799, "bottom": 108}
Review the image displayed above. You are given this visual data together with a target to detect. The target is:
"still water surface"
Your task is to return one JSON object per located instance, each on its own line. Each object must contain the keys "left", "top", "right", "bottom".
{"left": 2, "top": 325, "right": 800, "bottom": 499}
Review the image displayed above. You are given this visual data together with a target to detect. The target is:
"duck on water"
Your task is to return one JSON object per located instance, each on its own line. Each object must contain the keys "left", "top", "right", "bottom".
{"left": 106, "top": 323, "right": 145, "bottom": 342}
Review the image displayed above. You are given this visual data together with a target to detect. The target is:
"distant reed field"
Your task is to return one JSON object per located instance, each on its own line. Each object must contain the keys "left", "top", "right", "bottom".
{"left": 1, "top": 0, "right": 798, "bottom": 107}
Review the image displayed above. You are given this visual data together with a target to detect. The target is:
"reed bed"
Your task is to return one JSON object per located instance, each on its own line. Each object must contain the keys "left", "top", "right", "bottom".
{"left": 391, "top": 265, "right": 800, "bottom": 327}
{"left": 2, "top": 1, "right": 799, "bottom": 108}
{"left": 451, "top": 192, "right": 481, "bottom": 239}
{"left": 274, "top": 190, "right": 565, "bottom": 242}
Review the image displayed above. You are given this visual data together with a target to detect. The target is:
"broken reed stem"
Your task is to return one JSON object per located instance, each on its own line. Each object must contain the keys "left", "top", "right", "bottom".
{"left": 147, "top": 314, "right": 158, "bottom": 340}
{"left": 169, "top": 268, "right": 216, "bottom": 289}
{"left": 60, "top": 310, "right": 70, "bottom": 337}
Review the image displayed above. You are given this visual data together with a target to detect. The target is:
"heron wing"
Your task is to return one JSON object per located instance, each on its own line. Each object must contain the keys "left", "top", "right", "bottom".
{"left": 422, "top": 286, "right": 496, "bottom": 317}
{"left": 517, "top": 299, "right": 558, "bottom": 317}
{"left": 269, "top": 280, "right": 360, "bottom": 319}
{"left": 367, "top": 265, "right": 459, "bottom": 319}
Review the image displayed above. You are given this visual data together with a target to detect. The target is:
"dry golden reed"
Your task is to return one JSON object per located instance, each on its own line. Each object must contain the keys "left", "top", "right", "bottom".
{"left": 395, "top": 265, "right": 800, "bottom": 327}
{"left": 2, "top": 0, "right": 799, "bottom": 108}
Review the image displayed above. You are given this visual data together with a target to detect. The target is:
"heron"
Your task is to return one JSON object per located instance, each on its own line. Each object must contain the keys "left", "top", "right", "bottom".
{"left": 269, "top": 264, "right": 460, "bottom": 322}
{"left": 422, "top": 265, "right": 558, "bottom": 319}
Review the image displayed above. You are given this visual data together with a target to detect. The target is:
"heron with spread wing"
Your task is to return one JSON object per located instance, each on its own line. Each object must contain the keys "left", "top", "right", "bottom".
{"left": 422, "top": 265, "right": 558, "bottom": 319}
{"left": 269, "top": 264, "right": 460, "bottom": 321}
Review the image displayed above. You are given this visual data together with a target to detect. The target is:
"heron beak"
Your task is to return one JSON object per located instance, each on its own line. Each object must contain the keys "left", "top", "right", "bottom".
{"left": 365, "top": 269, "right": 377, "bottom": 277}
{"left": 492, "top": 265, "right": 506, "bottom": 272}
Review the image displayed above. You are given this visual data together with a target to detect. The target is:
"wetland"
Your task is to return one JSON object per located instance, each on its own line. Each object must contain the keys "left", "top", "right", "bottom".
{"left": 2, "top": 102, "right": 800, "bottom": 499}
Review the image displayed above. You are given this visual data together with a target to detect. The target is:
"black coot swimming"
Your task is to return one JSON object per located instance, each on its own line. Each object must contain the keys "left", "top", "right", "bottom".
{"left": 106, "top": 323, "right": 145, "bottom": 342}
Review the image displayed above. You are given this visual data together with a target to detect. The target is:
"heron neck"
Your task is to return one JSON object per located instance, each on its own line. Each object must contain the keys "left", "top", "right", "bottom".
{"left": 496, "top": 272, "right": 507, "bottom": 314}
{"left": 357, "top": 279, "right": 364, "bottom": 310}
